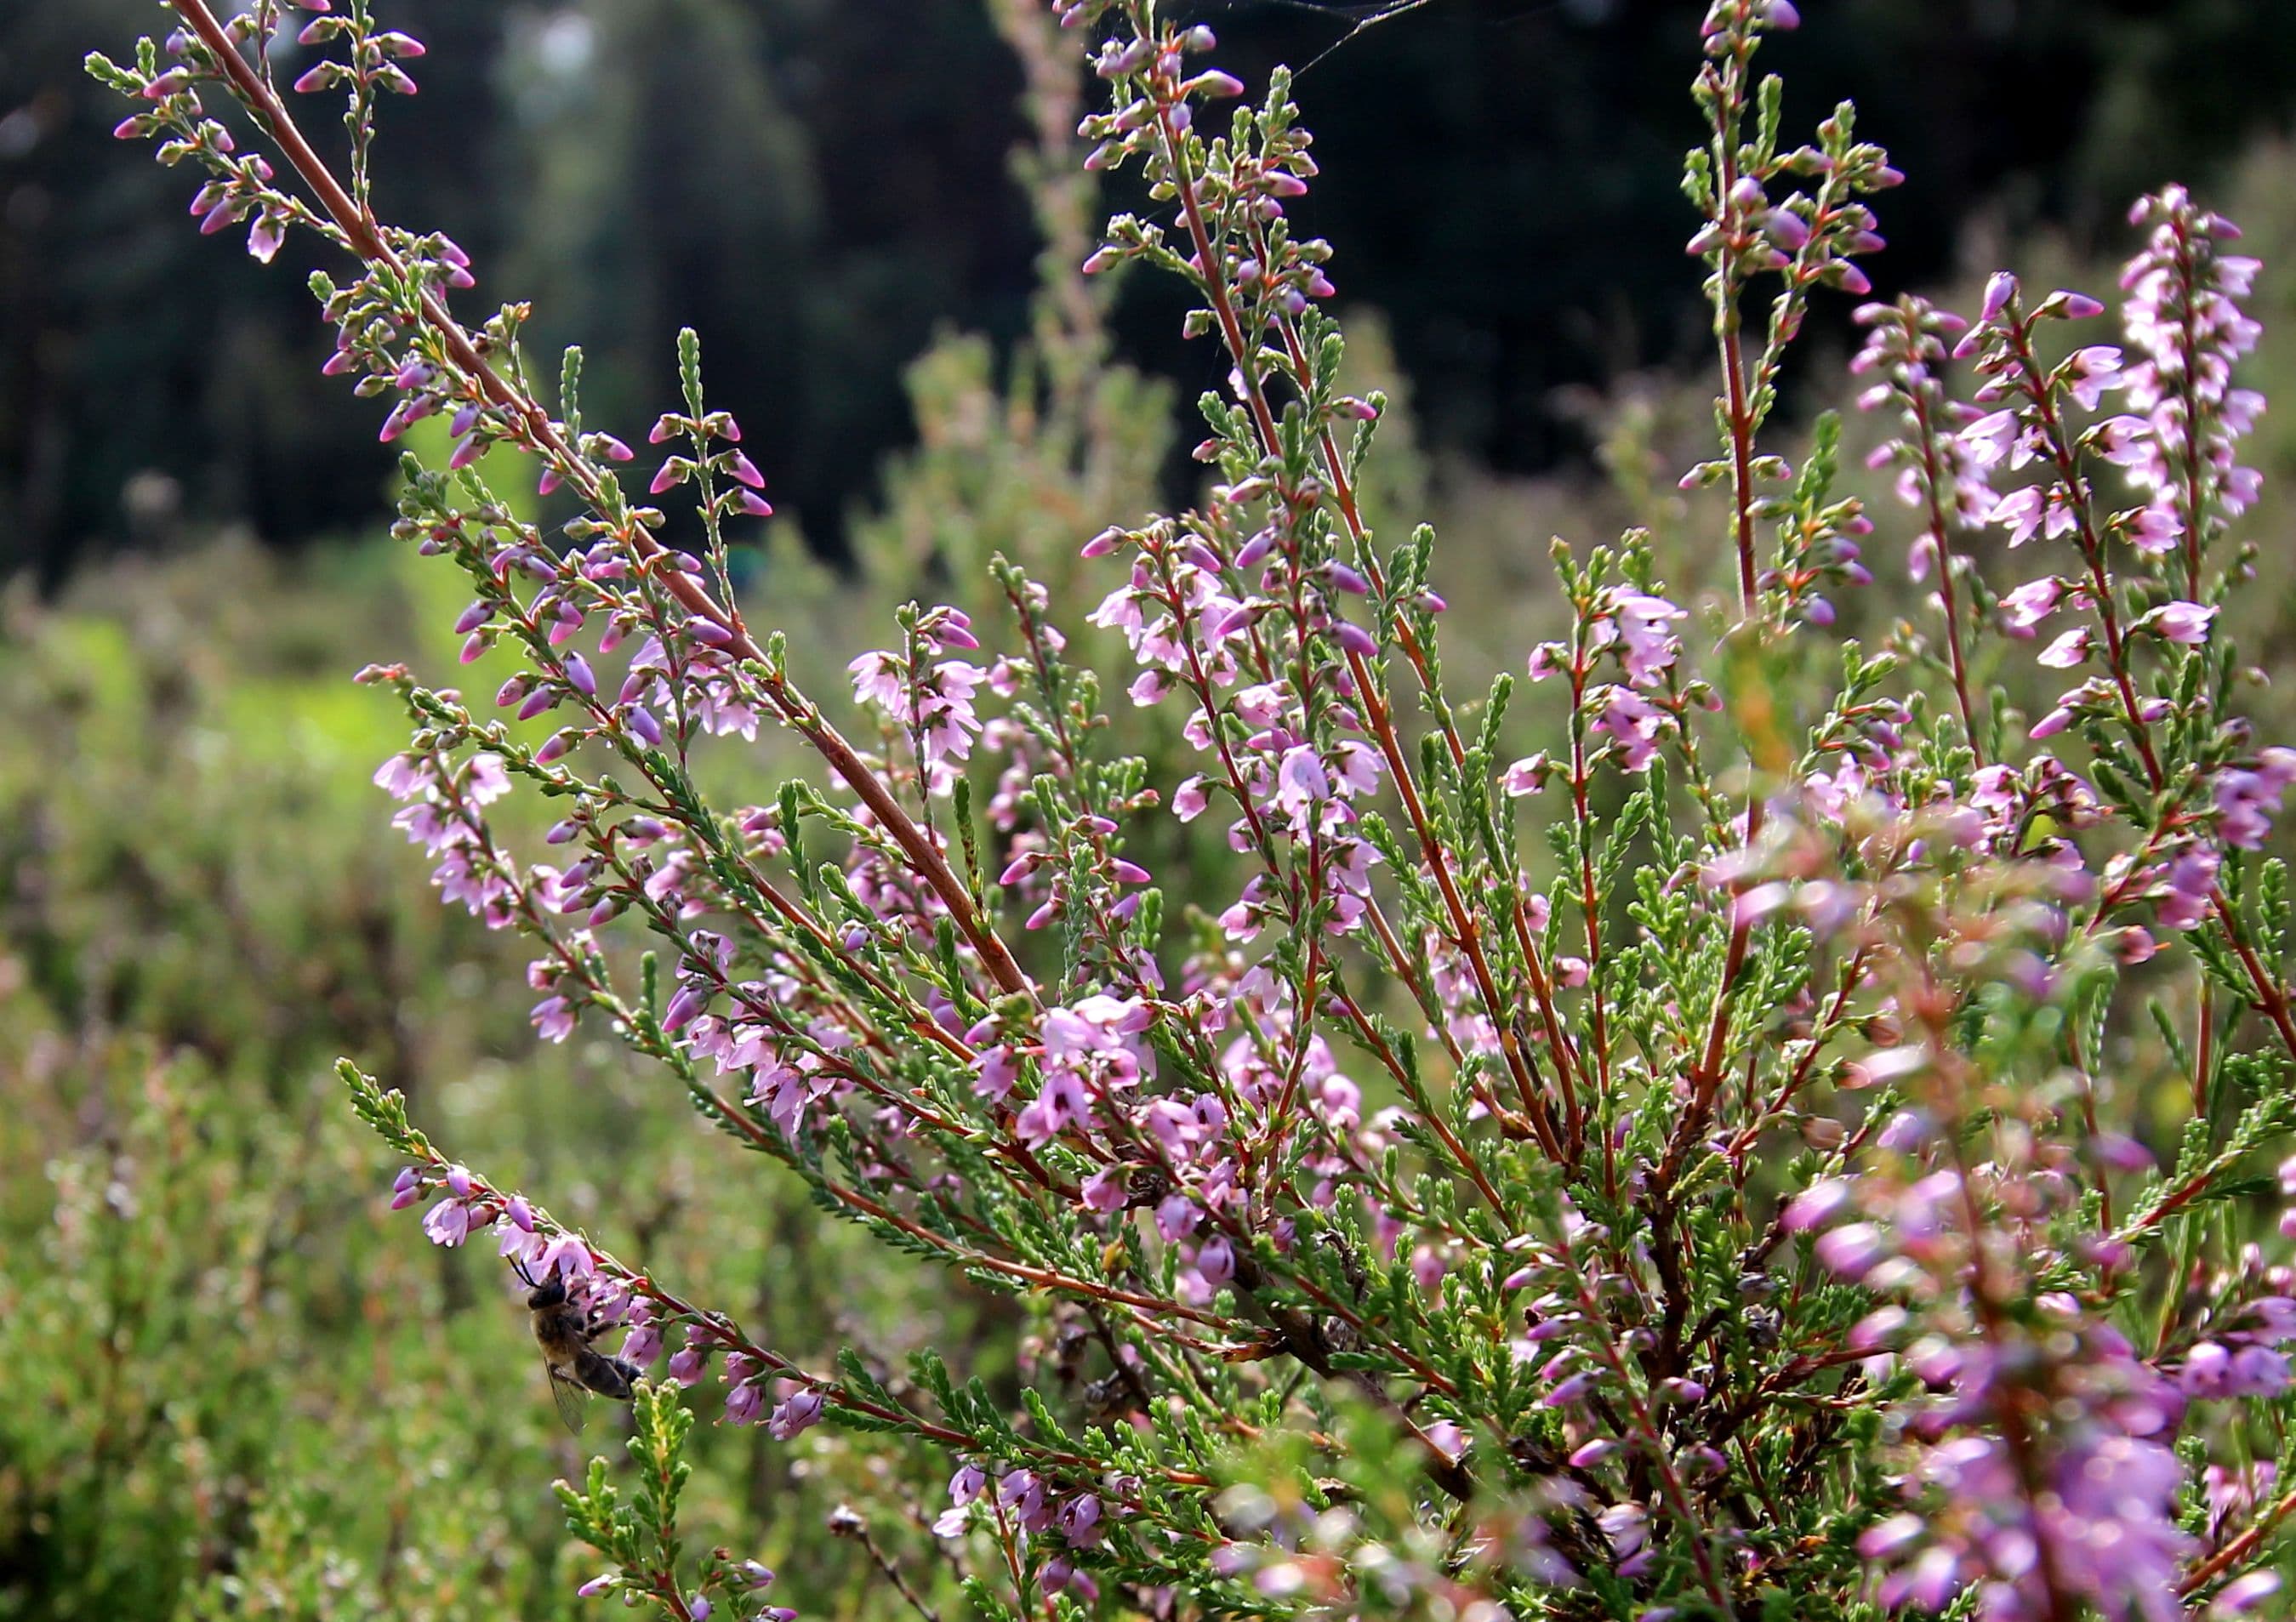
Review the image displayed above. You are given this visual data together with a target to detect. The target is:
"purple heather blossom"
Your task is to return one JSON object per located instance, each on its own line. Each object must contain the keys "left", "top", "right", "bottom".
{"left": 422, "top": 1194, "right": 474, "bottom": 1246}
{"left": 2215, "top": 748, "right": 2296, "bottom": 849}
{"left": 2218, "top": 1574, "right": 2282, "bottom": 1615}
{"left": 2180, "top": 1340, "right": 2290, "bottom": 1400}
{"left": 1500, "top": 754, "right": 1548, "bottom": 797}
{"left": 724, "top": 1379, "right": 764, "bottom": 1427}
{"left": 2149, "top": 599, "right": 2216, "bottom": 644}
{"left": 1609, "top": 590, "right": 1688, "bottom": 686}
{"left": 1590, "top": 686, "right": 1667, "bottom": 771}
{"left": 768, "top": 1388, "right": 825, "bottom": 1439}
{"left": 1998, "top": 576, "right": 2065, "bottom": 636}
{"left": 2037, "top": 626, "right": 2090, "bottom": 669}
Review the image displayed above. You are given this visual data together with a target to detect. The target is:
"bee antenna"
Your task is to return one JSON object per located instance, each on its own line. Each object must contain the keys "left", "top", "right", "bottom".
{"left": 512, "top": 1256, "right": 539, "bottom": 1289}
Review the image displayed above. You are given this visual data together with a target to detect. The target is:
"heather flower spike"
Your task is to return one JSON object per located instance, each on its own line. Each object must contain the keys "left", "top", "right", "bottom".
{"left": 97, "top": 0, "right": 2296, "bottom": 1615}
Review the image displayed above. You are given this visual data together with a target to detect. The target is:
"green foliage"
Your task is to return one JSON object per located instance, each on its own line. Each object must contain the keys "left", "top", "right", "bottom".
{"left": 0, "top": 553, "right": 1006, "bottom": 1620}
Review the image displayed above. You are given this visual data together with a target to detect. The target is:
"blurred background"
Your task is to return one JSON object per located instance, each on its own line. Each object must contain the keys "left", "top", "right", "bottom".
{"left": 5, "top": 1, "right": 2296, "bottom": 1617}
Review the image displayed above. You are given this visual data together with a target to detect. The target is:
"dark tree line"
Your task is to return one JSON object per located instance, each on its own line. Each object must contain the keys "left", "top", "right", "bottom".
{"left": 7, "top": 0, "right": 2293, "bottom": 583}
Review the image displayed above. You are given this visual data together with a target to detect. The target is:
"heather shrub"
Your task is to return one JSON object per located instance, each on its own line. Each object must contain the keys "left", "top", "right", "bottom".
{"left": 86, "top": 2, "right": 2296, "bottom": 1619}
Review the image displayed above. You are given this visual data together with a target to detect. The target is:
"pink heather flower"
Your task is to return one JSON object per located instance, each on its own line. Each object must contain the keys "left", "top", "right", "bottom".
{"left": 1980, "top": 270, "right": 2019, "bottom": 322}
{"left": 973, "top": 1045, "right": 1019, "bottom": 1102}
{"left": 2219, "top": 1574, "right": 2282, "bottom": 1615}
{"left": 2064, "top": 344, "right": 2126, "bottom": 411}
{"left": 1590, "top": 686, "right": 1666, "bottom": 771}
{"left": 1541, "top": 1371, "right": 1598, "bottom": 1409}
{"left": 768, "top": 1388, "right": 825, "bottom": 1439}
{"left": 2182, "top": 1340, "right": 2291, "bottom": 1400}
{"left": 248, "top": 210, "right": 286, "bottom": 264}
{"left": 1814, "top": 1222, "right": 1885, "bottom": 1281}
{"left": 2150, "top": 599, "right": 2215, "bottom": 644}
{"left": 422, "top": 1196, "right": 471, "bottom": 1246}
{"left": 1272, "top": 746, "right": 1331, "bottom": 828}
{"left": 1780, "top": 1179, "right": 1851, "bottom": 1232}
{"left": 725, "top": 1380, "right": 764, "bottom": 1426}
{"left": 1998, "top": 576, "right": 2064, "bottom": 635}
{"left": 2036, "top": 627, "right": 2090, "bottom": 669}
{"left": 373, "top": 752, "right": 429, "bottom": 799}
{"left": 1611, "top": 591, "right": 1687, "bottom": 686}
{"left": 1962, "top": 407, "right": 2030, "bottom": 471}
{"left": 2158, "top": 848, "right": 2221, "bottom": 931}
{"left": 1732, "top": 882, "right": 1790, "bottom": 928}
{"left": 533, "top": 1233, "right": 591, "bottom": 1281}
{"left": 1500, "top": 754, "right": 1547, "bottom": 797}
{"left": 1061, "top": 1494, "right": 1104, "bottom": 1548}
{"left": 848, "top": 651, "right": 903, "bottom": 709}
{"left": 465, "top": 754, "right": 512, "bottom": 803}
{"left": 2216, "top": 749, "right": 2296, "bottom": 849}
{"left": 1987, "top": 481, "right": 2077, "bottom": 549}
{"left": 949, "top": 1462, "right": 986, "bottom": 1506}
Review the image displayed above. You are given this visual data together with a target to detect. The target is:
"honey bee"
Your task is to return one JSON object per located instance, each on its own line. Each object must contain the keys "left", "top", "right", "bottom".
{"left": 514, "top": 1258, "right": 641, "bottom": 1431}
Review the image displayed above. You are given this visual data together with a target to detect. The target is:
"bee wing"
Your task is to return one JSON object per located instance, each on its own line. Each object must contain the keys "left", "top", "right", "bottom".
{"left": 549, "top": 1364, "right": 592, "bottom": 1434}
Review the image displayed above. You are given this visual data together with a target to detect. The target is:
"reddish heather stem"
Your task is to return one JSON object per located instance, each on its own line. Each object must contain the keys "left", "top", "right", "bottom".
{"left": 1712, "top": 43, "right": 1761, "bottom": 616}
{"left": 2181, "top": 1483, "right": 2296, "bottom": 1596}
{"left": 1907, "top": 383, "right": 1985, "bottom": 760}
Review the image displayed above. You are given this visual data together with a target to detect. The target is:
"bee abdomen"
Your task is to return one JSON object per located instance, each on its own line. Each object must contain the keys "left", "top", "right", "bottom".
{"left": 573, "top": 1346, "right": 641, "bottom": 1400}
